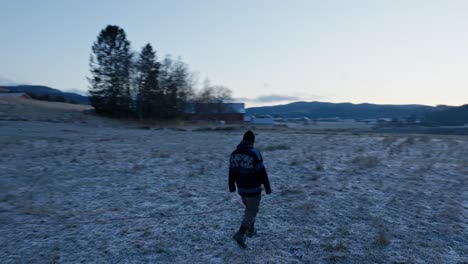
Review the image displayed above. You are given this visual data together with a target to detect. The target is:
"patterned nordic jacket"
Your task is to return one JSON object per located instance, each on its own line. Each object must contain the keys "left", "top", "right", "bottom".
{"left": 229, "top": 140, "right": 271, "bottom": 197}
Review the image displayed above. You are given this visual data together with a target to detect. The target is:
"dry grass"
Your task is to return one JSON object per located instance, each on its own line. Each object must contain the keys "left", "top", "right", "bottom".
{"left": 290, "top": 156, "right": 301, "bottom": 165}
{"left": 0, "top": 119, "right": 466, "bottom": 263}
{"left": 374, "top": 231, "right": 391, "bottom": 246}
{"left": 418, "top": 136, "right": 430, "bottom": 143}
{"left": 315, "top": 163, "right": 324, "bottom": 171}
{"left": 403, "top": 137, "right": 416, "bottom": 145}
{"left": 351, "top": 155, "right": 380, "bottom": 169}
{"left": 152, "top": 151, "right": 171, "bottom": 158}
{"left": 382, "top": 136, "right": 398, "bottom": 146}
{"left": 322, "top": 241, "right": 348, "bottom": 262}
{"left": 262, "top": 143, "right": 291, "bottom": 151}
{"left": 0, "top": 97, "right": 91, "bottom": 122}
{"left": 296, "top": 201, "right": 316, "bottom": 214}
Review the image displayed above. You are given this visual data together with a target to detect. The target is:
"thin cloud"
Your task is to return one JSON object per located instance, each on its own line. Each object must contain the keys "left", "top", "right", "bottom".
{"left": 233, "top": 97, "right": 252, "bottom": 102}
{"left": 256, "top": 94, "right": 301, "bottom": 103}
{"left": 233, "top": 94, "right": 299, "bottom": 103}
{"left": 234, "top": 93, "right": 325, "bottom": 104}
{"left": 0, "top": 76, "right": 21, "bottom": 86}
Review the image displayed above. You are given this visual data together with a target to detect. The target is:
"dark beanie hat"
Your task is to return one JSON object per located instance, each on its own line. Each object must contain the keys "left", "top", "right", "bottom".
{"left": 243, "top": 130, "right": 255, "bottom": 143}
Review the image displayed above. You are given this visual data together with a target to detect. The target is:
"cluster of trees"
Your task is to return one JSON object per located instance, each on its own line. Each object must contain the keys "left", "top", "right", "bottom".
{"left": 88, "top": 25, "right": 232, "bottom": 119}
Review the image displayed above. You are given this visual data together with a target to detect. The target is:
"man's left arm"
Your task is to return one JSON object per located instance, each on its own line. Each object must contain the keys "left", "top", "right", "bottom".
{"left": 260, "top": 168, "right": 271, "bottom": 194}
{"left": 255, "top": 155, "right": 271, "bottom": 194}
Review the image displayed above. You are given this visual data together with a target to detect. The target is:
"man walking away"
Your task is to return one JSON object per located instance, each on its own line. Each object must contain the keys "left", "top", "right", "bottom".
{"left": 229, "top": 130, "right": 272, "bottom": 248}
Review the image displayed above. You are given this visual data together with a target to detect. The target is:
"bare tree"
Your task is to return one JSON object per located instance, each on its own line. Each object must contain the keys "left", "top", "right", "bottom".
{"left": 195, "top": 79, "right": 233, "bottom": 120}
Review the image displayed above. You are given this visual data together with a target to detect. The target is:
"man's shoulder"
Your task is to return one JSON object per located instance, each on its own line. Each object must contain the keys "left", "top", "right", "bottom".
{"left": 231, "top": 147, "right": 259, "bottom": 157}
{"left": 230, "top": 148, "right": 244, "bottom": 158}
{"left": 249, "top": 147, "right": 263, "bottom": 161}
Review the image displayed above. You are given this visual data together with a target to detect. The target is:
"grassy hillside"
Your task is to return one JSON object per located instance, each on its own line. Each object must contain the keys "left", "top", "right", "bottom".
{"left": 0, "top": 97, "right": 92, "bottom": 122}
{"left": 1, "top": 85, "right": 89, "bottom": 104}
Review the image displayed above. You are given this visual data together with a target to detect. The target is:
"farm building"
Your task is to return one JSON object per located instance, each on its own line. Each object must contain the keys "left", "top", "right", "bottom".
{"left": 185, "top": 102, "right": 246, "bottom": 123}
{"left": 251, "top": 115, "right": 274, "bottom": 125}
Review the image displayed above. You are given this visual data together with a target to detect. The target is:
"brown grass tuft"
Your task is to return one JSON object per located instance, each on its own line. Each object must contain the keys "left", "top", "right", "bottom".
{"left": 374, "top": 231, "right": 390, "bottom": 246}
{"left": 263, "top": 144, "right": 291, "bottom": 151}
{"left": 352, "top": 155, "right": 380, "bottom": 169}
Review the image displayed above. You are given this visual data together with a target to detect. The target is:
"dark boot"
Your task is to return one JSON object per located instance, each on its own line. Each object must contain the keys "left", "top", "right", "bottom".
{"left": 247, "top": 222, "right": 256, "bottom": 238}
{"left": 233, "top": 225, "right": 248, "bottom": 248}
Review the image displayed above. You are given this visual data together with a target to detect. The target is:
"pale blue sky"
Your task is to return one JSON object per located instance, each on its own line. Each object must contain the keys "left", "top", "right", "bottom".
{"left": 1, "top": 0, "right": 468, "bottom": 107}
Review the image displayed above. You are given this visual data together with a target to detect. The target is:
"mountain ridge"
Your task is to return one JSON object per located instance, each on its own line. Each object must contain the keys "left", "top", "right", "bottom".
{"left": 0, "top": 85, "right": 89, "bottom": 104}
{"left": 246, "top": 101, "right": 452, "bottom": 120}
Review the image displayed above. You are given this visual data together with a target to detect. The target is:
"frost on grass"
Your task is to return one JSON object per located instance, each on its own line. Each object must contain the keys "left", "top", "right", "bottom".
{"left": 0, "top": 121, "right": 467, "bottom": 263}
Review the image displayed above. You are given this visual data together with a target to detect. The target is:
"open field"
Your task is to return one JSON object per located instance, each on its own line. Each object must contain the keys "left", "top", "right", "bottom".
{"left": 0, "top": 118, "right": 467, "bottom": 263}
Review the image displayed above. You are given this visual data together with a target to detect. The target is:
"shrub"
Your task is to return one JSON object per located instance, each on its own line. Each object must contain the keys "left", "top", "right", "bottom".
{"left": 153, "top": 151, "right": 171, "bottom": 158}
{"left": 382, "top": 136, "right": 397, "bottom": 146}
{"left": 374, "top": 231, "right": 390, "bottom": 246}
{"left": 315, "top": 163, "right": 324, "bottom": 171}
{"left": 418, "top": 136, "right": 430, "bottom": 143}
{"left": 321, "top": 241, "right": 347, "bottom": 252}
{"left": 290, "top": 157, "right": 300, "bottom": 165}
{"left": 403, "top": 137, "right": 415, "bottom": 145}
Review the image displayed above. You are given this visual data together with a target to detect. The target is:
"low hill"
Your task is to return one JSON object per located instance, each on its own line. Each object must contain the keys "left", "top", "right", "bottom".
{"left": 423, "top": 104, "right": 468, "bottom": 126}
{"left": 247, "top": 101, "right": 450, "bottom": 119}
{"left": 0, "top": 96, "right": 92, "bottom": 122}
{"left": 0, "top": 85, "right": 89, "bottom": 104}
{"left": 0, "top": 96, "right": 141, "bottom": 128}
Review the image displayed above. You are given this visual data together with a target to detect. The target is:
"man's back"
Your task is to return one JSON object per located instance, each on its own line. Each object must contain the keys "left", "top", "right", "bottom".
{"left": 229, "top": 139, "right": 271, "bottom": 197}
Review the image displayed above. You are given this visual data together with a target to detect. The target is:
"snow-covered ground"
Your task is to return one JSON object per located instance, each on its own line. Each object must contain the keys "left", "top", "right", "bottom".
{"left": 0, "top": 121, "right": 466, "bottom": 263}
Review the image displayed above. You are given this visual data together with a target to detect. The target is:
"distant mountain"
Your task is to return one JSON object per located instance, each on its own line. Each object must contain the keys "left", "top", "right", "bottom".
{"left": 423, "top": 104, "right": 468, "bottom": 126}
{"left": 246, "top": 101, "right": 451, "bottom": 120}
{"left": 0, "top": 85, "right": 89, "bottom": 104}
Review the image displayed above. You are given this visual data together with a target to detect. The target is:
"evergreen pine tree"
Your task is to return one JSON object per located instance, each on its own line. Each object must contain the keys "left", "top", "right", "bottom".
{"left": 136, "top": 43, "right": 161, "bottom": 119}
{"left": 88, "top": 25, "right": 132, "bottom": 117}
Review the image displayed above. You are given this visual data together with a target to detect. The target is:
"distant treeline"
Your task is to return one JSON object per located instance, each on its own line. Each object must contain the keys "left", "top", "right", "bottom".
{"left": 26, "top": 92, "right": 80, "bottom": 104}
{"left": 88, "top": 25, "right": 231, "bottom": 119}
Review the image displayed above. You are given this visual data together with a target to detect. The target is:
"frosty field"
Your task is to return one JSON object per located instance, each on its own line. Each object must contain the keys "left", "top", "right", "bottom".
{"left": 0, "top": 120, "right": 467, "bottom": 263}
